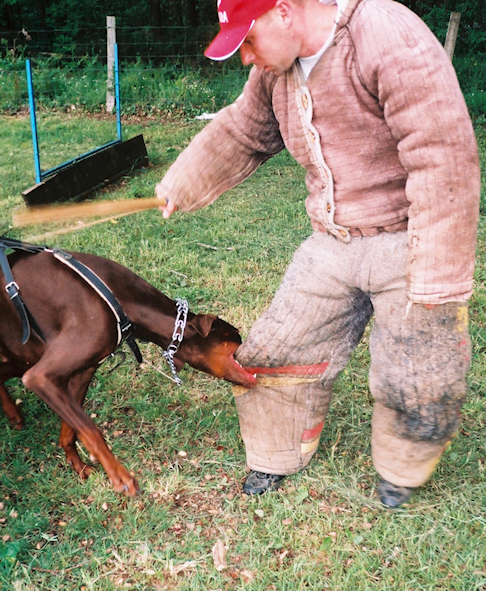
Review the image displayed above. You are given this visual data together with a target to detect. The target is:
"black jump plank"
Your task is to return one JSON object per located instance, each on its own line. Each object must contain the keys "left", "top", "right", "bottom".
{"left": 22, "top": 135, "right": 149, "bottom": 207}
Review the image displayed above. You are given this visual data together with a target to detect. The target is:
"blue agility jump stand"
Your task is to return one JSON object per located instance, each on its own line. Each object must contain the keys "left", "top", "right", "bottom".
{"left": 23, "top": 44, "right": 148, "bottom": 207}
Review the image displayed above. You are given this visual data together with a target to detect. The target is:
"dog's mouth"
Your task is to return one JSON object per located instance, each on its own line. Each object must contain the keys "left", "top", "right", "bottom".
{"left": 229, "top": 354, "right": 258, "bottom": 388}
{"left": 211, "top": 340, "right": 258, "bottom": 388}
{"left": 174, "top": 340, "right": 258, "bottom": 388}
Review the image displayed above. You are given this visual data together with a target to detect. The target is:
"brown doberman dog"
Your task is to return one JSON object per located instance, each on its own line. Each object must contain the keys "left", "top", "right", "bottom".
{"left": 0, "top": 247, "right": 257, "bottom": 496}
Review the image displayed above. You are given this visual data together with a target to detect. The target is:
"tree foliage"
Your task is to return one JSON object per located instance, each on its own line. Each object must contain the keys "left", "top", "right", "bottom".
{"left": 398, "top": 0, "right": 486, "bottom": 54}
{"left": 0, "top": 0, "right": 215, "bottom": 30}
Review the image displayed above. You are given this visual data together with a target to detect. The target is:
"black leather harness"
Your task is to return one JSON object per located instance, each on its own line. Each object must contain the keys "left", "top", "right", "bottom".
{"left": 0, "top": 238, "right": 46, "bottom": 344}
{"left": 0, "top": 237, "right": 142, "bottom": 363}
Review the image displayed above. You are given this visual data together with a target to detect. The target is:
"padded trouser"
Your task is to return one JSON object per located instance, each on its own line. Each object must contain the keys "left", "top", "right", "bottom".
{"left": 234, "top": 231, "right": 471, "bottom": 487}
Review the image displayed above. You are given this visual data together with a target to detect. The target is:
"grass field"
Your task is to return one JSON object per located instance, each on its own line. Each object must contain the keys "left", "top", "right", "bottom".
{"left": 0, "top": 114, "right": 485, "bottom": 591}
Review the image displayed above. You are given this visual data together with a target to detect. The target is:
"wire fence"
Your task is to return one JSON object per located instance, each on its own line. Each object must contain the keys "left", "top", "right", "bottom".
{"left": 0, "top": 24, "right": 484, "bottom": 118}
{"left": 0, "top": 25, "right": 249, "bottom": 116}
{"left": 0, "top": 24, "right": 221, "bottom": 63}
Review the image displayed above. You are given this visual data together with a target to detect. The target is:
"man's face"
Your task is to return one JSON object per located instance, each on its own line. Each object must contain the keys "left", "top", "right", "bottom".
{"left": 239, "top": 8, "right": 297, "bottom": 76}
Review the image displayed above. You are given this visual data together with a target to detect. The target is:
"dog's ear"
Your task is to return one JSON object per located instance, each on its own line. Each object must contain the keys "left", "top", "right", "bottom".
{"left": 189, "top": 314, "right": 219, "bottom": 338}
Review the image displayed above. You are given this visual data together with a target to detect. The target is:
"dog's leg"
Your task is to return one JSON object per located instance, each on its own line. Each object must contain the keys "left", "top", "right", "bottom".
{"left": 22, "top": 360, "right": 139, "bottom": 496}
{"left": 58, "top": 368, "right": 97, "bottom": 480}
{"left": 0, "top": 382, "right": 24, "bottom": 430}
{"left": 59, "top": 421, "right": 96, "bottom": 480}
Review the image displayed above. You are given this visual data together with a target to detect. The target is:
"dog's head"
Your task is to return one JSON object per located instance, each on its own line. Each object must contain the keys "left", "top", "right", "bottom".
{"left": 176, "top": 314, "right": 257, "bottom": 388}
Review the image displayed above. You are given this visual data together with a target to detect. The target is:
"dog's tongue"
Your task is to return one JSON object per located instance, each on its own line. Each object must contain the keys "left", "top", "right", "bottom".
{"left": 228, "top": 355, "right": 258, "bottom": 388}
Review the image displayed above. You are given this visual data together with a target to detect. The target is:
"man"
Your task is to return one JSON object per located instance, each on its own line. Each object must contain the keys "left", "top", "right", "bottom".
{"left": 155, "top": 0, "right": 480, "bottom": 508}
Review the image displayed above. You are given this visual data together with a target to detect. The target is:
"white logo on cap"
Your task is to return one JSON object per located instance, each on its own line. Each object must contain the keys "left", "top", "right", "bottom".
{"left": 218, "top": 10, "right": 229, "bottom": 23}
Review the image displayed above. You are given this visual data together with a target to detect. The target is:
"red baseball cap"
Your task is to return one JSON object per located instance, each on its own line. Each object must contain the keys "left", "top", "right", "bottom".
{"left": 205, "top": 0, "right": 278, "bottom": 61}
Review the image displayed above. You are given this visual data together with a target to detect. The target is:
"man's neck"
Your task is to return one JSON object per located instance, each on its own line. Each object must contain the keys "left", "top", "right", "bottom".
{"left": 298, "top": 2, "right": 338, "bottom": 57}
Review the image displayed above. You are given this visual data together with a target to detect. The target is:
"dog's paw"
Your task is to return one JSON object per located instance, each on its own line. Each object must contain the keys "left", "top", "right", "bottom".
{"left": 111, "top": 469, "right": 140, "bottom": 497}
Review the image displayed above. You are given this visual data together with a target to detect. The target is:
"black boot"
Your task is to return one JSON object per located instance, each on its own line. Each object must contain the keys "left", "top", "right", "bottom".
{"left": 378, "top": 479, "right": 415, "bottom": 509}
{"left": 243, "top": 471, "right": 285, "bottom": 495}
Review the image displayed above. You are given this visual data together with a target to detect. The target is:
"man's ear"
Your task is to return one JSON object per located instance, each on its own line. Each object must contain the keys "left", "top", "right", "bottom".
{"left": 274, "top": 0, "right": 294, "bottom": 27}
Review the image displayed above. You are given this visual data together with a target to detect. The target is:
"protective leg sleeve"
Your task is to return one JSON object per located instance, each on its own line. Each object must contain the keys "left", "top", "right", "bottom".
{"left": 233, "top": 232, "right": 379, "bottom": 474}
{"left": 370, "top": 299, "right": 471, "bottom": 487}
{"left": 233, "top": 369, "right": 332, "bottom": 474}
{"left": 372, "top": 403, "right": 451, "bottom": 487}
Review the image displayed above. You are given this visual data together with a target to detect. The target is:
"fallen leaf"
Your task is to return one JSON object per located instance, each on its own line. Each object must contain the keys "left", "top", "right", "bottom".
{"left": 167, "top": 560, "right": 198, "bottom": 576}
{"left": 254, "top": 509, "right": 264, "bottom": 518}
{"left": 240, "top": 569, "right": 255, "bottom": 582}
{"left": 212, "top": 539, "right": 227, "bottom": 571}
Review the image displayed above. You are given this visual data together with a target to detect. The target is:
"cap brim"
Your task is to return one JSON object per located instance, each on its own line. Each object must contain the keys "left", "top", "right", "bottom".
{"left": 204, "top": 21, "right": 254, "bottom": 61}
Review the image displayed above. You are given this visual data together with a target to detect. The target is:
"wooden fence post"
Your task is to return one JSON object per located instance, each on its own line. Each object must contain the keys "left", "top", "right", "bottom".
{"left": 444, "top": 12, "right": 461, "bottom": 61}
{"left": 106, "top": 16, "right": 116, "bottom": 113}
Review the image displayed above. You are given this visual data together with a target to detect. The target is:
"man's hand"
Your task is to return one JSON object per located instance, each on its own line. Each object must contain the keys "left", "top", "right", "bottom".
{"left": 155, "top": 183, "right": 179, "bottom": 219}
{"left": 160, "top": 199, "right": 178, "bottom": 219}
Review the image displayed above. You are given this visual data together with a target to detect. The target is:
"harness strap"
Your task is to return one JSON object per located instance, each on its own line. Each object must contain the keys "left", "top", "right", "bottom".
{"left": 0, "top": 236, "right": 47, "bottom": 253}
{"left": 0, "top": 246, "right": 45, "bottom": 344}
{"left": 0, "top": 246, "right": 31, "bottom": 344}
{"left": 49, "top": 248, "right": 143, "bottom": 363}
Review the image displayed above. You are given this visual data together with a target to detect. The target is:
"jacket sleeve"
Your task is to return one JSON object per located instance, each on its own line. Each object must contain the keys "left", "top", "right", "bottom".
{"left": 353, "top": 0, "right": 480, "bottom": 303}
{"left": 155, "top": 66, "right": 285, "bottom": 212}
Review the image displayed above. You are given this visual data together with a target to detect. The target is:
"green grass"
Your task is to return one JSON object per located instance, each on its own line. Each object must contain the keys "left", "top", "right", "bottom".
{"left": 0, "top": 115, "right": 485, "bottom": 590}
